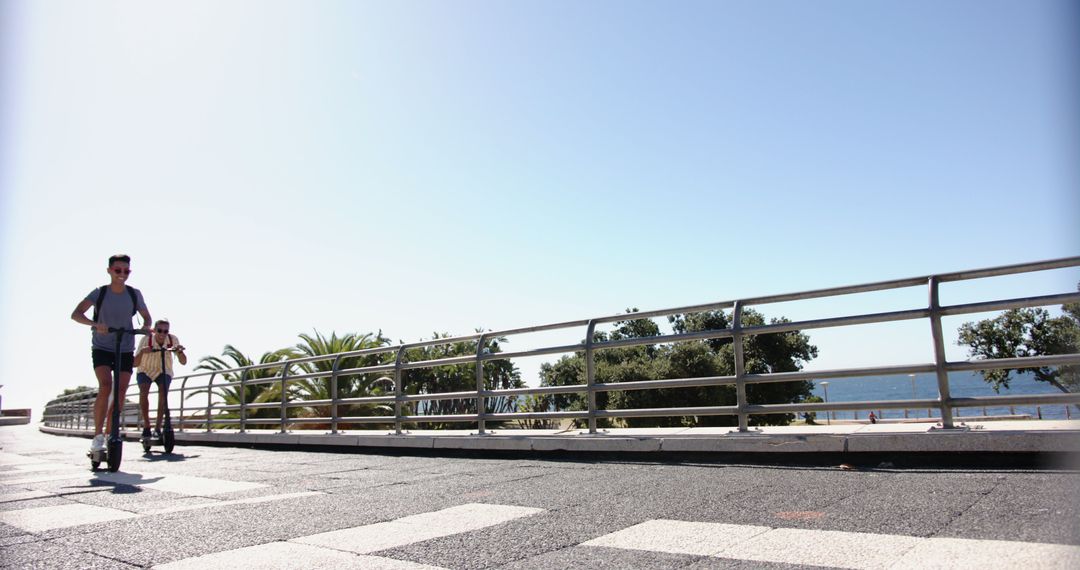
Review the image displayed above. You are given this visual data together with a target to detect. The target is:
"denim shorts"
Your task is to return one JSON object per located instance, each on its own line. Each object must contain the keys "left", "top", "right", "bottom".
{"left": 136, "top": 372, "right": 172, "bottom": 386}
{"left": 92, "top": 349, "right": 134, "bottom": 373}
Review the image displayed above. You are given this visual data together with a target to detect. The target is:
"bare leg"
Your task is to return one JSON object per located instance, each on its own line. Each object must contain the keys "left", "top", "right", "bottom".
{"left": 139, "top": 381, "right": 151, "bottom": 432}
{"left": 92, "top": 366, "right": 113, "bottom": 436}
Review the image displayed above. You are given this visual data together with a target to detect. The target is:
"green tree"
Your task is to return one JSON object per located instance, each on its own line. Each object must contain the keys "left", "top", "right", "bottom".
{"left": 57, "top": 385, "right": 97, "bottom": 398}
{"left": 513, "top": 394, "right": 560, "bottom": 429}
{"left": 957, "top": 286, "right": 1080, "bottom": 393}
{"left": 288, "top": 330, "right": 394, "bottom": 426}
{"left": 403, "top": 332, "right": 524, "bottom": 428}
{"left": 191, "top": 344, "right": 295, "bottom": 426}
{"left": 539, "top": 308, "right": 818, "bottom": 427}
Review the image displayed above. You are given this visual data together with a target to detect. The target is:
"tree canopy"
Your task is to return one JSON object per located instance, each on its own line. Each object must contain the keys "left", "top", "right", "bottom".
{"left": 178, "top": 307, "right": 819, "bottom": 430}
{"left": 190, "top": 329, "right": 524, "bottom": 429}
{"left": 402, "top": 332, "right": 524, "bottom": 428}
{"left": 539, "top": 308, "right": 819, "bottom": 427}
{"left": 56, "top": 385, "right": 97, "bottom": 398}
{"left": 957, "top": 284, "right": 1080, "bottom": 393}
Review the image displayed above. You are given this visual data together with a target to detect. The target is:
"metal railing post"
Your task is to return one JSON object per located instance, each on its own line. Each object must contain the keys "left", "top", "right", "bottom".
{"left": 733, "top": 300, "right": 749, "bottom": 432}
{"left": 393, "top": 346, "right": 405, "bottom": 435}
{"left": 179, "top": 378, "right": 188, "bottom": 432}
{"left": 205, "top": 373, "right": 216, "bottom": 432}
{"left": 475, "top": 334, "right": 488, "bottom": 435}
{"left": 279, "top": 363, "right": 290, "bottom": 434}
{"left": 238, "top": 369, "right": 250, "bottom": 434}
{"left": 928, "top": 276, "right": 955, "bottom": 428}
{"left": 586, "top": 320, "right": 598, "bottom": 434}
{"left": 330, "top": 355, "right": 343, "bottom": 434}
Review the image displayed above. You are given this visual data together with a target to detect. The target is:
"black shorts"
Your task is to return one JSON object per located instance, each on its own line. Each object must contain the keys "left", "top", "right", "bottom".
{"left": 136, "top": 372, "right": 172, "bottom": 386}
{"left": 92, "top": 349, "right": 135, "bottom": 373}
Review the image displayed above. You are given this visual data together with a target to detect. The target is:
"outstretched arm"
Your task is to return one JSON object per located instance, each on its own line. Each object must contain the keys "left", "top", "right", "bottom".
{"left": 173, "top": 336, "right": 187, "bottom": 365}
{"left": 138, "top": 306, "right": 152, "bottom": 332}
{"left": 72, "top": 299, "right": 108, "bottom": 334}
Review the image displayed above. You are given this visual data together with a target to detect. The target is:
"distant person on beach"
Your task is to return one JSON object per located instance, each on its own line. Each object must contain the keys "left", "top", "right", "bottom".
{"left": 70, "top": 254, "right": 152, "bottom": 454}
{"left": 135, "top": 319, "right": 186, "bottom": 443}
{"left": 868, "top": 411, "right": 877, "bottom": 424}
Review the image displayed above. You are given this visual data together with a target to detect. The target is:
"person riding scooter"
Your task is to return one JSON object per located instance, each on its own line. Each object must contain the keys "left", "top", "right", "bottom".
{"left": 134, "top": 318, "right": 186, "bottom": 444}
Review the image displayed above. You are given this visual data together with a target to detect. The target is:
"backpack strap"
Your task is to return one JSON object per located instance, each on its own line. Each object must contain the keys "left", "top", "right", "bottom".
{"left": 126, "top": 286, "right": 139, "bottom": 316}
{"left": 91, "top": 286, "right": 108, "bottom": 323}
{"left": 92, "top": 285, "right": 139, "bottom": 322}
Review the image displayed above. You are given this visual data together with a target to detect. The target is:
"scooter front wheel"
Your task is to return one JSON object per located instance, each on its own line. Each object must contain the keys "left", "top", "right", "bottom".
{"left": 106, "top": 439, "right": 123, "bottom": 472}
{"left": 88, "top": 448, "right": 104, "bottom": 471}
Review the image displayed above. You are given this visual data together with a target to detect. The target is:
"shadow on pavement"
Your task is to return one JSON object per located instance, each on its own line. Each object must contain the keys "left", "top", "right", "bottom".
{"left": 141, "top": 452, "right": 198, "bottom": 462}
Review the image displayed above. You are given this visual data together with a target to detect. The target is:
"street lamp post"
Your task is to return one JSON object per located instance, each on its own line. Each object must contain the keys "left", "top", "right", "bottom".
{"left": 908, "top": 374, "right": 917, "bottom": 419}
{"left": 820, "top": 381, "right": 830, "bottom": 425}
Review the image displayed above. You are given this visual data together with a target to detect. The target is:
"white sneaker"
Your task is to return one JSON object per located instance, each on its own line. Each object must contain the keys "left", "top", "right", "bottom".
{"left": 90, "top": 434, "right": 106, "bottom": 452}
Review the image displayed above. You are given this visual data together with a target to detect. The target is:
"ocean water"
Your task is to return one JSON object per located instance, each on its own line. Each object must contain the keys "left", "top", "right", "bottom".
{"left": 810, "top": 371, "right": 1075, "bottom": 420}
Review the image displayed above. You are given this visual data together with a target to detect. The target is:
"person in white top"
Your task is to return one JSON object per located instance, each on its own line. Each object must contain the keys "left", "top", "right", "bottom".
{"left": 134, "top": 319, "right": 186, "bottom": 440}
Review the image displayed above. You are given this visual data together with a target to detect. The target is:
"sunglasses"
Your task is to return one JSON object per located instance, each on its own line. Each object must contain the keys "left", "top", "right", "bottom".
{"left": 155, "top": 328, "right": 169, "bottom": 334}
{"left": 112, "top": 268, "right": 131, "bottom": 275}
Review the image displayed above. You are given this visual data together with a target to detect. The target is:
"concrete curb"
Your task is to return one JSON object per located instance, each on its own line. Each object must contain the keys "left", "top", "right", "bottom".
{"left": 38, "top": 421, "right": 1080, "bottom": 454}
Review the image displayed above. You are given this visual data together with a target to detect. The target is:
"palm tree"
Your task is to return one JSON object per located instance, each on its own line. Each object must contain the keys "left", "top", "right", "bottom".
{"left": 289, "top": 330, "right": 394, "bottom": 427}
{"left": 189, "top": 344, "right": 296, "bottom": 428}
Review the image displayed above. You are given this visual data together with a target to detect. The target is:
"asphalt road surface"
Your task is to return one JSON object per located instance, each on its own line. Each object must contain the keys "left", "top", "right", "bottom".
{"left": 2, "top": 424, "right": 1078, "bottom": 569}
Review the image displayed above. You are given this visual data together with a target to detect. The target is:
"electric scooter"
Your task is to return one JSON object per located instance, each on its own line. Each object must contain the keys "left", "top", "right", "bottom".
{"left": 141, "top": 346, "right": 178, "bottom": 454}
{"left": 89, "top": 327, "right": 147, "bottom": 472}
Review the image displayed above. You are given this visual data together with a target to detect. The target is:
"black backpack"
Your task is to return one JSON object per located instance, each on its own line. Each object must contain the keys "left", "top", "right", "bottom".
{"left": 92, "top": 285, "right": 139, "bottom": 322}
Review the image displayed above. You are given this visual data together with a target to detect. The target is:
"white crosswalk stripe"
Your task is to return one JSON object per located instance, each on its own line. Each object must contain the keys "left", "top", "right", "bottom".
{"left": 155, "top": 503, "right": 545, "bottom": 569}
{"left": 154, "top": 541, "right": 448, "bottom": 570}
{"left": 92, "top": 471, "right": 267, "bottom": 495}
{"left": 0, "top": 451, "right": 308, "bottom": 531}
{"left": 0, "top": 490, "right": 52, "bottom": 504}
{"left": 141, "top": 491, "right": 323, "bottom": 515}
{"left": 0, "top": 503, "right": 137, "bottom": 532}
{"left": 0, "top": 491, "right": 326, "bottom": 532}
{"left": 294, "top": 503, "right": 544, "bottom": 554}
{"left": 583, "top": 519, "right": 1080, "bottom": 570}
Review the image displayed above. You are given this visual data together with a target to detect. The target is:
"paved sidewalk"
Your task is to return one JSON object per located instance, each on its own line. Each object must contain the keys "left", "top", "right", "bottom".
{"left": 3, "top": 423, "right": 1079, "bottom": 569}
{"left": 40, "top": 419, "right": 1080, "bottom": 454}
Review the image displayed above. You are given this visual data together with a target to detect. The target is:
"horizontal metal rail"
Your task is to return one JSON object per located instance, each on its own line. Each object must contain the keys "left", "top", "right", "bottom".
{"left": 41, "top": 256, "right": 1080, "bottom": 436}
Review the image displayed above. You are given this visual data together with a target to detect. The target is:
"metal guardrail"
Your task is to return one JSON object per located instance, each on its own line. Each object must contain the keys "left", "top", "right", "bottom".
{"left": 42, "top": 257, "right": 1080, "bottom": 435}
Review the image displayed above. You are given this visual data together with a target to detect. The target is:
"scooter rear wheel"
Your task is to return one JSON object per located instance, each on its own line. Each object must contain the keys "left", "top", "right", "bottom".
{"left": 106, "top": 439, "right": 123, "bottom": 472}
{"left": 163, "top": 429, "right": 175, "bottom": 454}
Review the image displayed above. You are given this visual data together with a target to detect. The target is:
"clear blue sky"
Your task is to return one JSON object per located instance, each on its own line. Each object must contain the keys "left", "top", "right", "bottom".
{"left": 1, "top": 1, "right": 1077, "bottom": 412}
